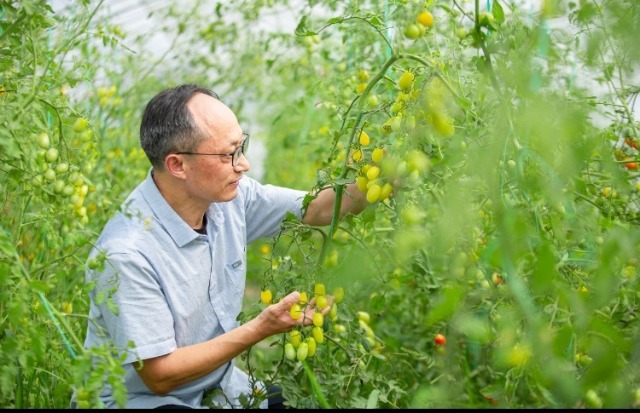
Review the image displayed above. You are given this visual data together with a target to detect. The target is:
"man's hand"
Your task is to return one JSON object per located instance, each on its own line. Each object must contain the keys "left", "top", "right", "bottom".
{"left": 254, "top": 291, "right": 334, "bottom": 335}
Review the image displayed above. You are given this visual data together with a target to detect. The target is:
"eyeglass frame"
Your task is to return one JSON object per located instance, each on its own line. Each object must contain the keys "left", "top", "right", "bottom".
{"left": 175, "top": 133, "right": 250, "bottom": 166}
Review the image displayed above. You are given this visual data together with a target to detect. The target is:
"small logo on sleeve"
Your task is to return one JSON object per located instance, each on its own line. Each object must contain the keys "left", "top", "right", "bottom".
{"left": 231, "top": 260, "right": 242, "bottom": 269}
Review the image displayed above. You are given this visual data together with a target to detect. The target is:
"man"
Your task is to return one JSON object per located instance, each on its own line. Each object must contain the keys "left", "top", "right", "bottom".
{"left": 77, "top": 84, "right": 366, "bottom": 409}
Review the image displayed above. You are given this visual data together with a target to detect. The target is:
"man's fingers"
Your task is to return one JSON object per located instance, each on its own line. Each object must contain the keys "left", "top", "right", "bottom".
{"left": 281, "top": 291, "right": 300, "bottom": 308}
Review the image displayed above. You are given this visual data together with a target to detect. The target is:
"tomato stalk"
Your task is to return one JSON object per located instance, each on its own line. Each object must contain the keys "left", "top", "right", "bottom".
{"left": 473, "top": 0, "right": 502, "bottom": 95}
{"left": 11, "top": 241, "right": 84, "bottom": 357}
{"left": 399, "top": 53, "right": 465, "bottom": 105}
{"left": 319, "top": 55, "right": 400, "bottom": 264}
{"left": 320, "top": 50, "right": 465, "bottom": 264}
{"left": 300, "top": 359, "right": 330, "bottom": 408}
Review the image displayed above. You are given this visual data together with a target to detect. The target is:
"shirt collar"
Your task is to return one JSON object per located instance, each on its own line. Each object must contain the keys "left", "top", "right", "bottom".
{"left": 139, "top": 168, "right": 202, "bottom": 247}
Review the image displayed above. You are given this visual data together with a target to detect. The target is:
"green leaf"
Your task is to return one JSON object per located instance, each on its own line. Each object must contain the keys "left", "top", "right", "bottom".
{"left": 301, "top": 194, "right": 316, "bottom": 212}
{"left": 283, "top": 211, "right": 301, "bottom": 223}
{"left": 366, "top": 389, "right": 380, "bottom": 408}
{"left": 333, "top": 177, "right": 354, "bottom": 185}
{"left": 0, "top": 225, "right": 16, "bottom": 258}
{"left": 295, "top": 16, "right": 317, "bottom": 36}
{"left": 492, "top": 0, "right": 505, "bottom": 23}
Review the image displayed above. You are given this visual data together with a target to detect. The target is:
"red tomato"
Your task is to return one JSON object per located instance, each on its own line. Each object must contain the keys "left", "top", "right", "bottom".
{"left": 434, "top": 333, "right": 447, "bottom": 346}
{"left": 624, "top": 137, "right": 639, "bottom": 150}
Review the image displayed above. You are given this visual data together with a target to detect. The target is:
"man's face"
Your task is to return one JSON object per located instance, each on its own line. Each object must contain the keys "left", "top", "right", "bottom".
{"left": 181, "top": 94, "right": 251, "bottom": 203}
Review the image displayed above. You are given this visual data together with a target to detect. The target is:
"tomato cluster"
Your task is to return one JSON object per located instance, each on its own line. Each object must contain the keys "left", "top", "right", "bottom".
{"left": 404, "top": 10, "right": 434, "bottom": 40}
{"left": 260, "top": 283, "right": 382, "bottom": 364}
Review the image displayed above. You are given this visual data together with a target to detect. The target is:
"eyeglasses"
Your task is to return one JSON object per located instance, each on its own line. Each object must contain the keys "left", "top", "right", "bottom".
{"left": 176, "top": 133, "right": 250, "bottom": 166}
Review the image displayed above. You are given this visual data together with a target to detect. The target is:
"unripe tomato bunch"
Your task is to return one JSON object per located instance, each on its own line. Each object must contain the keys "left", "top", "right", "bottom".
{"left": 353, "top": 130, "right": 395, "bottom": 205}
{"left": 96, "top": 85, "right": 122, "bottom": 108}
{"left": 29, "top": 120, "right": 95, "bottom": 225}
{"left": 260, "top": 283, "right": 382, "bottom": 363}
{"left": 278, "top": 283, "right": 339, "bottom": 362}
{"left": 350, "top": 68, "right": 443, "bottom": 206}
{"left": 404, "top": 9, "right": 434, "bottom": 40}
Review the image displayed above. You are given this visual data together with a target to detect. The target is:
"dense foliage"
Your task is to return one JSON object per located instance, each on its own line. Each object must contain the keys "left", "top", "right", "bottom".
{"left": 1, "top": 0, "right": 639, "bottom": 408}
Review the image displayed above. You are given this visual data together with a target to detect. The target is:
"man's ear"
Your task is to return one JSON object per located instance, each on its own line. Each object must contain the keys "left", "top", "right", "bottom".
{"left": 164, "top": 154, "right": 187, "bottom": 179}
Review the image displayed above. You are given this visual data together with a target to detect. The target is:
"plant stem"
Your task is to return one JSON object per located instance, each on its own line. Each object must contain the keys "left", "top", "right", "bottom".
{"left": 301, "top": 359, "right": 330, "bottom": 408}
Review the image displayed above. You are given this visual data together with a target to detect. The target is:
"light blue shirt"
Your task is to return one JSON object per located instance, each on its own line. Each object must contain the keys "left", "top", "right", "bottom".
{"left": 81, "top": 169, "right": 307, "bottom": 408}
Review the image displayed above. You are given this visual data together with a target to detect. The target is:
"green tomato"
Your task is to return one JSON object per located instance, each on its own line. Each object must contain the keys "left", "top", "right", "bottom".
{"left": 284, "top": 343, "right": 296, "bottom": 361}
{"left": 390, "top": 115, "right": 403, "bottom": 131}
{"left": 305, "top": 337, "right": 316, "bottom": 358}
{"left": 53, "top": 179, "right": 66, "bottom": 193}
{"left": 79, "top": 129, "right": 93, "bottom": 142}
{"left": 72, "top": 117, "right": 89, "bottom": 133}
{"left": 328, "top": 302, "right": 338, "bottom": 321}
{"left": 584, "top": 389, "right": 602, "bottom": 409}
{"left": 55, "top": 162, "right": 70, "bottom": 174}
{"left": 44, "top": 168, "right": 56, "bottom": 182}
{"left": 63, "top": 184, "right": 75, "bottom": 196}
{"left": 36, "top": 132, "right": 50, "bottom": 149}
{"left": 296, "top": 342, "right": 309, "bottom": 362}
{"left": 45, "top": 147, "right": 59, "bottom": 163}
{"left": 332, "top": 287, "right": 344, "bottom": 304}
{"left": 404, "top": 23, "right": 421, "bottom": 39}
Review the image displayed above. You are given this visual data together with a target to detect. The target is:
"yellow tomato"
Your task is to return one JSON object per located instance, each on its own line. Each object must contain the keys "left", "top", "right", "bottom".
{"left": 366, "top": 166, "right": 380, "bottom": 180}
{"left": 357, "top": 311, "right": 371, "bottom": 324}
{"left": 372, "top": 148, "right": 384, "bottom": 163}
{"left": 417, "top": 11, "right": 434, "bottom": 27}
{"left": 289, "top": 303, "right": 302, "bottom": 320}
{"left": 356, "top": 176, "right": 368, "bottom": 193}
{"left": 260, "top": 289, "right": 272, "bottom": 304}
{"left": 312, "top": 326, "right": 324, "bottom": 344}
{"left": 359, "top": 130, "right": 370, "bottom": 146}
{"left": 366, "top": 184, "right": 382, "bottom": 203}
{"left": 398, "top": 71, "right": 415, "bottom": 92}
{"left": 290, "top": 329, "right": 302, "bottom": 348}
{"left": 380, "top": 182, "right": 393, "bottom": 200}
{"left": 313, "top": 312, "right": 324, "bottom": 327}
{"left": 316, "top": 295, "right": 329, "bottom": 310}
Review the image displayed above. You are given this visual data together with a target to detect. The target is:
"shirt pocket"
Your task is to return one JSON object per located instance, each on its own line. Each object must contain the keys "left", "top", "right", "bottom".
{"left": 224, "top": 257, "right": 246, "bottom": 297}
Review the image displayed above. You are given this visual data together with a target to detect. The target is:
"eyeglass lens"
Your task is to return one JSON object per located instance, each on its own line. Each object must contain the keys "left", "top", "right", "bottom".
{"left": 233, "top": 135, "right": 249, "bottom": 166}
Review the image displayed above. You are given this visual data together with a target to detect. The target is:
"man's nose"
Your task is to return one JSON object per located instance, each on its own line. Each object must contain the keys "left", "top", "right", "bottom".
{"left": 234, "top": 154, "right": 250, "bottom": 172}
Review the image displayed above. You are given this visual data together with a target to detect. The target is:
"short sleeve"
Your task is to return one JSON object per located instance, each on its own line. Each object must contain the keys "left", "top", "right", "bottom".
{"left": 239, "top": 177, "right": 307, "bottom": 243}
{"left": 90, "top": 251, "right": 177, "bottom": 364}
